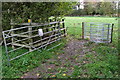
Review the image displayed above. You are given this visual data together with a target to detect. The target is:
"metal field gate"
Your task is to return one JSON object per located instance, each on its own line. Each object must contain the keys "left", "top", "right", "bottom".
{"left": 2, "top": 19, "right": 66, "bottom": 65}
{"left": 82, "top": 22, "right": 114, "bottom": 43}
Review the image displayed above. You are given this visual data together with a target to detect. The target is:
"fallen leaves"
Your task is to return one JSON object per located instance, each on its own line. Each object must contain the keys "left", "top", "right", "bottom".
{"left": 48, "top": 68, "right": 51, "bottom": 70}
{"left": 21, "top": 76, "right": 23, "bottom": 78}
{"left": 59, "top": 70, "right": 62, "bottom": 73}
{"left": 56, "top": 53, "right": 60, "bottom": 55}
{"left": 58, "top": 56, "right": 61, "bottom": 59}
{"left": 62, "top": 73, "right": 67, "bottom": 76}
{"left": 26, "top": 69, "right": 29, "bottom": 71}
{"left": 71, "top": 67, "right": 74, "bottom": 70}
{"left": 75, "top": 58, "right": 78, "bottom": 60}
{"left": 24, "top": 73, "right": 27, "bottom": 76}
{"left": 51, "top": 75, "right": 56, "bottom": 77}
{"left": 36, "top": 73, "right": 40, "bottom": 76}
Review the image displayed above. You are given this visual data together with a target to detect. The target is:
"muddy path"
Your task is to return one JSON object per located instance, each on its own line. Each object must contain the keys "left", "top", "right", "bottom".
{"left": 21, "top": 38, "right": 94, "bottom": 78}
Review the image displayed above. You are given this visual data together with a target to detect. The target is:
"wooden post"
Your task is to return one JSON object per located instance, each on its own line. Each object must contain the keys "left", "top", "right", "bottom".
{"left": 11, "top": 19, "right": 15, "bottom": 49}
{"left": 62, "top": 19, "right": 66, "bottom": 37}
{"left": 58, "top": 20, "right": 61, "bottom": 40}
{"left": 82, "top": 22, "right": 84, "bottom": 39}
{"left": 54, "top": 19, "right": 57, "bottom": 38}
{"left": 28, "top": 19, "right": 33, "bottom": 51}
{"left": 110, "top": 24, "right": 114, "bottom": 43}
{"left": 49, "top": 19, "right": 52, "bottom": 31}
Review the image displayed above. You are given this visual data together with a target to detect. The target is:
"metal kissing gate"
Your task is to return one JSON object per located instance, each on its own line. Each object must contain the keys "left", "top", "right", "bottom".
{"left": 2, "top": 19, "right": 66, "bottom": 65}
{"left": 82, "top": 22, "right": 114, "bottom": 43}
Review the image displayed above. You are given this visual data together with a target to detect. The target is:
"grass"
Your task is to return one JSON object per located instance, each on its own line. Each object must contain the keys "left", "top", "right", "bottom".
{"left": 65, "top": 16, "right": 118, "bottom": 39}
{"left": 2, "top": 39, "right": 67, "bottom": 78}
{"left": 2, "top": 16, "right": 119, "bottom": 78}
{"left": 71, "top": 44, "right": 118, "bottom": 78}
{"left": 64, "top": 16, "right": 118, "bottom": 78}
{"left": 65, "top": 16, "right": 118, "bottom": 45}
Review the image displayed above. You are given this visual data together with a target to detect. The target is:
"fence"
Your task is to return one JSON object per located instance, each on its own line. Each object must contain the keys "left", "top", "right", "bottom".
{"left": 82, "top": 22, "right": 114, "bottom": 43}
{"left": 2, "top": 19, "right": 66, "bottom": 65}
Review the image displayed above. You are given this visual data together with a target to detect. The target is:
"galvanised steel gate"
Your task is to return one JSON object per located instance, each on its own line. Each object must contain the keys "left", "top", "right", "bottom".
{"left": 82, "top": 22, "right": 114, "bottom": 43}
{"left": 2, "top": 19, "right": 66, "bottom": 65}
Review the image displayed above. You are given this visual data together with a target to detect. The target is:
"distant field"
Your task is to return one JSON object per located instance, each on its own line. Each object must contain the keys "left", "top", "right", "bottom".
{"left": 65, "top": 17, "right": 118, "bottom": 25}
{"left": 64, "top": 16, "right": 118, "bottom": 44}
{"left": 65, "top": 17, "right": 118, "bottom": 29}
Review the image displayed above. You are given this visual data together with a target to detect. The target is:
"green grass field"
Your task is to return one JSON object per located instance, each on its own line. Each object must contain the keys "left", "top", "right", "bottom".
{"left": 65, "top": 17, "right": 118, "bottom": 44}
{"left": 2, "top": 16, "right": 119, "bottom": 78}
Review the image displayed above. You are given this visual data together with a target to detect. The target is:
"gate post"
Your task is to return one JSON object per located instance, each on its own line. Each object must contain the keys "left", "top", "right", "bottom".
{"left": 11, "top": 19, "right": 15, "bottom": 49}
{"left": 82, "top": 22, "right": 84, "bottom": 39}
{"left": 110, "top": 24, "right": 114, "bottom": 43}
{"left": 62, "top": 19, "right": 66, "bottom": 37}
{"left": 28, "top": 19, "right": 33, "bottom": 51}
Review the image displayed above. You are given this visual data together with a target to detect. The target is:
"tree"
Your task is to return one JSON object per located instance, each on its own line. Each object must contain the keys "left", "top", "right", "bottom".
{"left": 70, "top": 2, "right": 116, "bottom": 16}
{"left": 2, "top": 2, "right": 74, "bottom": 30}
{"left": 98, "top": 2, "right": 115, "bottom": 16}
{"left": 84, "top": 2, "right": 95, "bottom": 15}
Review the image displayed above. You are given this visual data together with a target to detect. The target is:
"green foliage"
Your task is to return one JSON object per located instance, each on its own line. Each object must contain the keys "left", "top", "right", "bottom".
{"left": 3, "top": 50, "right": 52, "bottom": 78}
{"left": 71, "top": 41, "right": 118, "bottom": 78}
{"left": 95, "top": 46, "right": 117, "bottom": 54}
{"left": 2, "top": 39, "right": 67, "bottom": 78}
{"left": 69, "top": 2, "right": 117, "bottom": 16}
{"left": 98, "top": 2, "right": 115, "bottom": 16}
{"left": 2, "top": 2, "right": 74, "bottom": 30}
{"left": 72, "top": 53, "right": 118, "bottom": 78}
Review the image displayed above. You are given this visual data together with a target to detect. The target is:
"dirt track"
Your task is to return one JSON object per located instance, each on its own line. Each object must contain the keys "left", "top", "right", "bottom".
{"left": 21, "top": 39, "right": 93, "bottom": 78}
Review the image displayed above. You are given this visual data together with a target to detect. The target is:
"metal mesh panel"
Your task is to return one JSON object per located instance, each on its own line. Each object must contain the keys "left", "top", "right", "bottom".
{"left": 84, "top": 22, "right": 113, "bottom": 43}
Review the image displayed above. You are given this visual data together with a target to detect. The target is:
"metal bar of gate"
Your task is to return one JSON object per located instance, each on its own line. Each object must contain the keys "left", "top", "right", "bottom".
{"left": 6, "top": 28, "right": 64, "bottom": 45}
{"left": 43, "top": 21, "right": 63, "bottom": 51}
{"left": 90, "top": 24, "right": 92, "bottom": 40}
{"left": 107, "top": 24, "right": 110, "bottom": 42}
{"left": 3, "top": 21, "right": 64, "bottom": 33}
{"left": 3, "top": 21, "right": 65, "bottom": 65}
{"left": 2, "top": 32, "right": 11, "bottom": 65}
{"left": 8, "top": 34, "right": 62, "bottom": 53}
{"left": 10, "top": 38, "right": 61, "bottom": 61}
{"left": 46, "top": 21, "right": 62, "bottom": 51}
{"left": 3, "top": 26, "right": 33, "bottom": 33}
{"left": 4, "top": 25, "right": 59, "bottom": 39}
{"left": 43, "top": 28, "right": 56, "bottom": 50}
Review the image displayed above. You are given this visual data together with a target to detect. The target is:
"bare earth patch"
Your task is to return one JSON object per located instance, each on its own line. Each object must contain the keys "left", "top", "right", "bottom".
{"left": 21, "top": 39, "right": 94, "bottom": 78}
